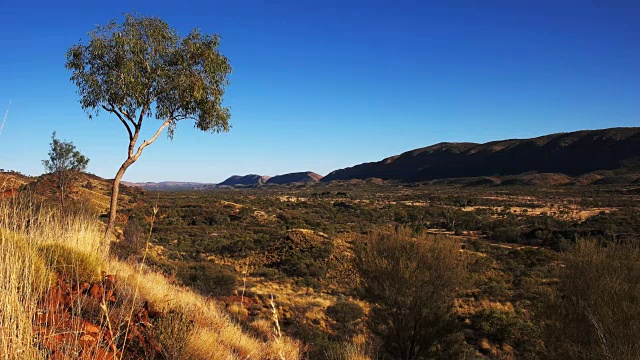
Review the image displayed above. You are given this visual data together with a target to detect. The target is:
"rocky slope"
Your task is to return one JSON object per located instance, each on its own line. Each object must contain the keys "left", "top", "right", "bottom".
{"left": 219, "top": 174, "right": 271, "bottom": 186}
{"left": 323, "top": 127, "right": 640, "bottom": 183}
{"left": 265, "top": 171, "right": 323, "bottom": 185}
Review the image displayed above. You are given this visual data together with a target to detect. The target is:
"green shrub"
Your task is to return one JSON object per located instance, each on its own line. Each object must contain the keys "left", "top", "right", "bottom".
{"left": 355, "top": 227, "right": 467, "bottom": 360}
{"left": 110, "top": 220, "right": 148, "bottom": 260}
{"left": 541, "top": 239, "right": 640, "bottom": 359}
{"left": 326, "top": 300, "right": 366, "bottom": 340}
{"left": 177, "top": 261, "right": 237, "bottom": 297}
{"left": 492, "top": 226, "right": 521, "bottom": 243}
{"left": 326, "top": 300, "right": 365, "bottom": 325}
{"left": 471, "top": 308, "right": 519, "bottom": 343}
{"left": 252, "top": 267, "right": 283, "bottom": 280}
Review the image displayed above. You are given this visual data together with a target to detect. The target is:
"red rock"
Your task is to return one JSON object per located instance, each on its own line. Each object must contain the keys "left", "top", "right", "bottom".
{"left": 79, "top": 334, "right": 97, "bottom": 346}
{"left": 104, "top": 289, "right": 116, "bottom": 302}
{"left": 89, "top": 283, "right": 103, "bottom": 300}
{"left": 103, "top": 275, "right": 116, "bottom": 289}
{"left": 84, "top": 320, "right": 100, "bottom": 334}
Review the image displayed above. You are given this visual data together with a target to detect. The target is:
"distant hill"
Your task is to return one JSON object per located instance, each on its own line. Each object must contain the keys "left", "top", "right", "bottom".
{"left": 219, "top": 174, "right": 270, "bottom": 186}
{"left": 323, "top": 127, "right": 640, "bottom": 183}
{"left": 122, "top": 181, "right": 216, "bottom": 191}
{"left": 265, "top": 171, "right": 323, "bottom": 185}
{"left": 16, "top": 172, "right": 143, "bottom": 213}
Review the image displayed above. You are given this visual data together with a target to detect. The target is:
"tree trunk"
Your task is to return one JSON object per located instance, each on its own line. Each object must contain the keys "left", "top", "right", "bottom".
{"left": 105, "top": 159, "right": 135, "bottom": 238}
{"left": 60, "top": 185, "right": 65, "bottom": 214}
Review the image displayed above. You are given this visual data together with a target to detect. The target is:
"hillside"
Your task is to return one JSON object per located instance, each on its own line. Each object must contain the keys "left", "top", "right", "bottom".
{"left": 0, "top": 171, "right": 32, "bottom": 198}
{"left": 265, "top": 171, "right": 323, "bottom": 185}
{"left": 323, "top": 127, "right": 640, "bottom": 183}
{"left": 220, "top": 174, "right": 271, "bottom": 186}
{"left": 122, "top": 181, "right": 216, "bottom": 191}
{"left": 12, "top": 172, "right": 144, "bottom": 214}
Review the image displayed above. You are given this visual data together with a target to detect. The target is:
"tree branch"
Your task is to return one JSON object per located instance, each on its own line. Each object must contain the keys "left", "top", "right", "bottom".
{"left": 132, "top": 118, "right": 172, "bottom": 160}
{"left": 117, "top": 105, "right": 137, "bottom": 127}
{"left": 102, "top": 104, "right": 133, "bottom": 141}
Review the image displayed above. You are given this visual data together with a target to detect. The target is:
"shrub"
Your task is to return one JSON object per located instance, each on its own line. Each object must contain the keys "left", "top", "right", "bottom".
{"left": 326, "top": 300, "right": 365, "bottom": 325}
{"left": 355, "top": 227, "right": 467, "bottom": 360}
{"left": 541, "top": 239, "right": 640, "bottom": 359}
{"left": 492, "top": 226, "right": 521, "bottom": 243}
{"left": 38, "top": 243, "right": 103, "bottom": 283}
{"left": 110, "top": 220, "right": 147, "bottom": 260}
{"left": 177, "top": 261, "right": 238, "bottom": 297}
{"left": 327, "top": 300, "right": 366, "bottom": 340}
{"left": 154, "top": 310, "right": 195, "bottom": 360}
{"left": 271, "top": 231, "right": 334, "bottom": 279}
{"left": 471, "top": 308, "right": 520, "bottom": 343}
{"left": 252, "top": 267, "right": 284, "bottom": 281}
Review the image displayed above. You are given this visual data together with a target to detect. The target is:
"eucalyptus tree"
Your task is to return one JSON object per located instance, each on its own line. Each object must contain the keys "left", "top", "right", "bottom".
{"left": 66, "top": 14, "right": 232, "bottom": 236}
{"left": 43, "top": 132, "right": 89, "bottom": 212}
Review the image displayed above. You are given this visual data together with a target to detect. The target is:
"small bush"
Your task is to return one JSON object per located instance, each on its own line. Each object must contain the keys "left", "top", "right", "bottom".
{"left": 154, "top": 310, "right": 195, "bottom": 360}
{"left": 541, "top": 239, "right": 640, "bottom": 359}
{"left": 471, "top": 308, "right": 520, "bottom": 343}
{"left": 177, "top": 261, "right": 238, "bottom": 297}
{"left": 492, "top": 226, "right": 521, "bottom": 243}
{"left": 326, "top": 300, "right": 365, "bottom": 325}
{"left": 110, "top": 220, "right": 147, "bottom": 260}
{"left": 252, "top": 267, "right": 284, "bottom": 280}
{"left": 355, "top": 227, "right": 467, "bottom": 360}
{"left": 327, "top": 300, "right": 366, "bottom": 340}
{"left": 38, "top": 243, "right": 103, "bottom": 283}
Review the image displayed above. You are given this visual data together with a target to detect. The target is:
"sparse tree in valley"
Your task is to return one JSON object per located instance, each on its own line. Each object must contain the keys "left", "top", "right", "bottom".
{"left": 355, "top": 227, "right": 468, "bottom": 360}
{"left": 42, "top": 132, "right": 89, "bottom": 212}
{"left": 541, "top": 239, "right": 640, "bottom": 360}
{"left": 66, "top": 14, "right": 232, "bottom": 236}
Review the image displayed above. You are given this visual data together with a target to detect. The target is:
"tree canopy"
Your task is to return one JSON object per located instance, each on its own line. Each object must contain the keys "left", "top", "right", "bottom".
{"left": 42, "top": 132, "right": 89, "bottom": 211}
{"left": 65, "top": 13, "right": 232, "bottom": 235}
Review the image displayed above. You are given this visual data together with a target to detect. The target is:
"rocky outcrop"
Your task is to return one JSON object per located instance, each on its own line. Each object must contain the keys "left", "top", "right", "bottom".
{"left": 265, "top": 171, "right": 323, "bottom": 185}
{"left": 219, "top": 174, "right": 270, "bottom": 186}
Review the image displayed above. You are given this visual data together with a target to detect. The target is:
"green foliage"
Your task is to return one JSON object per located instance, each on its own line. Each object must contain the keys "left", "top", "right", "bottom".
{"left": 66, "top": 13, "right": 233, "bottom": 234}
{"left": 65, "top": 13, "right": 232, "bottom": 137}
{"left": 110, "top": 220, "right": 148, "bottom": 260}
{"left": 326, "top": 300, "right": 365, "bottom": 325}
{"left": 271, "top": 231, "right": 334, "bottom": 280}
{"left": 326, "top": 300, "right": 365, "bottom": 340}
{"left": 37, "top": 243, "right": 103, "bottom": 283}
{"left": 120, "top": 184, "right": 640, "bottom": 357}
{"left": 471, "top": 308, "right": 520, "bottom": 343}
{"left": 252, "top": 267, "right": 284, "bottom": 281}
{"left": 355, "top": 227, "right": 467, "bottom": 360}
{"left": 42, "top": 132, "right": 89, "bottom": 210}
{"left": 492, "top": 226, "right": 522, "bottom": 243}
{"left": 177, "top": 261, "right": 237, "bottom": 297}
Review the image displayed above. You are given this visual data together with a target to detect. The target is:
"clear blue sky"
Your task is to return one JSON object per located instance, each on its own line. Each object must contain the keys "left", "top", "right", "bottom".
{"left": 0, "top": 0, "right": 638, "bottom": 182}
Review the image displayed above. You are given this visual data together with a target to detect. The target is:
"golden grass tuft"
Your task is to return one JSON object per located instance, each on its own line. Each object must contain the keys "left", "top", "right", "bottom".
{"left": 38, "top": 243, "right": 104, "bottom": 283}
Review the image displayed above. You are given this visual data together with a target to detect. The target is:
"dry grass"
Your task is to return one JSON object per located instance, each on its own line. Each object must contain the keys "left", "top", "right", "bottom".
{"left": 0, "top": 192, "right": 301, "bottom": 359}
{"left": 0, "top": 194, "right": 105, "bottom": 359}
{"left": 108, "top": 260, "right": 301, "bottom": 359}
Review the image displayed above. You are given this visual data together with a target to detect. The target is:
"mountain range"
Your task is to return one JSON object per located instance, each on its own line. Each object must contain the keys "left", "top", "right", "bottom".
{"left": 119, "top": 127, "right": 640, "bottom": 189}
{"left": 322, "top": 127, "right": 640, "bottom": 183}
